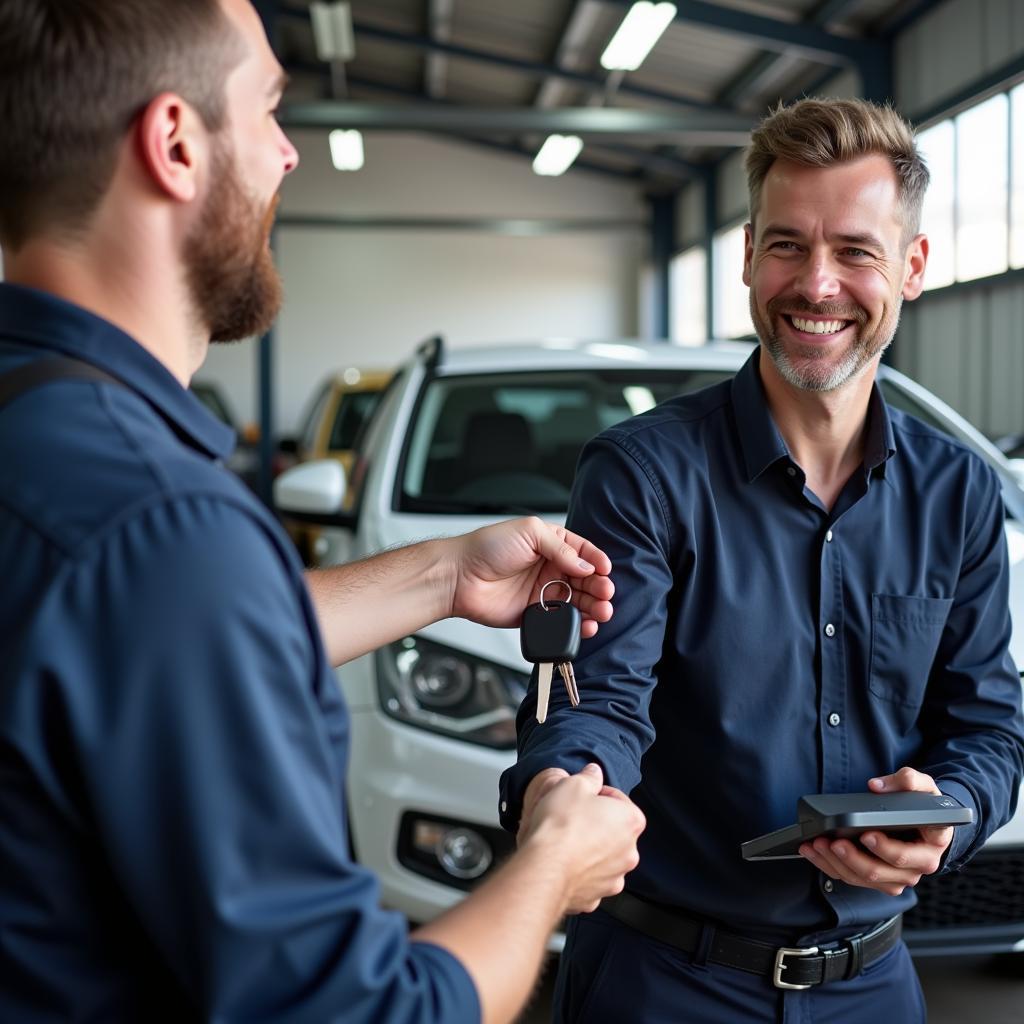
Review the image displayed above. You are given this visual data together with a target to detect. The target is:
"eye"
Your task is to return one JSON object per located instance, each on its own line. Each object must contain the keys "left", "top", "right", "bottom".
{"left": 842, "top": 247, "right": 872, "bottom": 259}
{"left": 768, "top": 240, "right": 800, "bottom": 252}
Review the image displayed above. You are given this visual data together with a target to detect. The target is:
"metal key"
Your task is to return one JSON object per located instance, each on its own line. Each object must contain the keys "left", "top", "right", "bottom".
{"left": 520, "top": 580, "right": 582, "bottom": 723}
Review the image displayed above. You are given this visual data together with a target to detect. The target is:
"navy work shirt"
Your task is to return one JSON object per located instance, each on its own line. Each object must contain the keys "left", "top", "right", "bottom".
{"left": 0, "top": 284, "right": 479, "bottom": 1022}
{"left": 501, "top": 349, "right": 1024, "bottom": 939}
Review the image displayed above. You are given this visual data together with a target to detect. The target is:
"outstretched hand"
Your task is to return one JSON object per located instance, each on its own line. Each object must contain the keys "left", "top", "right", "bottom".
{"left": 445, "top": 516, "right": 614, "bottom": 639}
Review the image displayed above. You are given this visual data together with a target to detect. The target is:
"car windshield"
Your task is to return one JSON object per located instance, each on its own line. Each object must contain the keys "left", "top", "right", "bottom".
{"left": 398, "top": 369, "right": 733, "bottom": 513}
{"left": 397, "top": 364, "right": 1024, "bottom": 520}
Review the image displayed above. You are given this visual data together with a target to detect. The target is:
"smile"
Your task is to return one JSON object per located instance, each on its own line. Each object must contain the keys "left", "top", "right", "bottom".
{"left": 787, "top": 316, "right": 851, "bottom": 335}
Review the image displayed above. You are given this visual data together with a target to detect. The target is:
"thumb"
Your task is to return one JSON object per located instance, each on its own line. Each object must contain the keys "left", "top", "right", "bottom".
{"left": 576, "top": 762, "right": 604, "bottom": 790}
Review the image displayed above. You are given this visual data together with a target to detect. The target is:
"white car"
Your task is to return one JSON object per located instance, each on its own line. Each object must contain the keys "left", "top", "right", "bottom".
{"left": 276, "top": 338, "right": 1024, "bottom": 958}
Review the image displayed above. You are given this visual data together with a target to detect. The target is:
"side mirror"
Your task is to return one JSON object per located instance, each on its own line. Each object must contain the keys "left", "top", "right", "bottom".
{"left": 274, "top": 460, "right": 347, "bottom": 519}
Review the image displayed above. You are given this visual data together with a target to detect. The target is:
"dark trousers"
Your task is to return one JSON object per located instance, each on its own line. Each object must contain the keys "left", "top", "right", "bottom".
{"left": 553, "top": 909, "right": 927, "bottom": 1023}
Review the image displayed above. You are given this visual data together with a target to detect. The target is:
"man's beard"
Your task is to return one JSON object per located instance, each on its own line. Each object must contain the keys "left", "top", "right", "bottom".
{"left": 751, "top": 293, "right": 900, "bottom": 393}
{"left": 184, "top": 141, "right": 282, "bottom": 344}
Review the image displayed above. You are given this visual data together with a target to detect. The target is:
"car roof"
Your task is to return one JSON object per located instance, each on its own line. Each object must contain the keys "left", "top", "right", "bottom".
{"left": 431, "top": 339, "right": 758, "bottom": 375}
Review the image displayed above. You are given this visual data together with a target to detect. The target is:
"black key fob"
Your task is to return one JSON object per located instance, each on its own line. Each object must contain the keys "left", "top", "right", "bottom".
{"left": 520, "top": 599, "right": 581, "bottom": 664}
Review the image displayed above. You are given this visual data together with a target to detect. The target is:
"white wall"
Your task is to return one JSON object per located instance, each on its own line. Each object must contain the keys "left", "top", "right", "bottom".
{"left": 200, "top": 132, "right": 646, "bottom": 433}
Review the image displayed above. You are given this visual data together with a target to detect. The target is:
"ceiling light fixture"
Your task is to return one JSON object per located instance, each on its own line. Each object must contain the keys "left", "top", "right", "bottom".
{"left": 532, "top": 135, "right": 584, "bottom": 176}
{"left": 329, "top": 129, "right": 364, "bottom": 171}
{"left": 310, "top": 1, "right": 355, "bottom": 63}
{"left": 600, "top": 2, "right": 677, "bottom": 71}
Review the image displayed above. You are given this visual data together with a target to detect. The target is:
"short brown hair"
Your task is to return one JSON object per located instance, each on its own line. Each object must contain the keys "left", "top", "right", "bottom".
{"left": 0, "top": 0, "right": 244, "bottom": 250}
{"left": 745, "top": 98, "right": 930, "bottom": 245}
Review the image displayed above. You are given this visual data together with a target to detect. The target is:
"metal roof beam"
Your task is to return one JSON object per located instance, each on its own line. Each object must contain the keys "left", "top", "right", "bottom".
{"left": 287, "top": 67, "right": 702, "bottom": 180}
{"left": 717, "top": 0, "right": 875, "bottom": 108}
{"left": 279, "top": 101, "right": 754, "bottom": 144}
{"left": 425, "top": 0, "right": 455, "bottom": 99}
{"left": 535, "top": 0, "right": 606, "bottom": 109}
{"left": 332, "top": 18, "right": 726, "bottom": 112}
{"left": 595, "top": 0, "right": 876, "bottom": 66}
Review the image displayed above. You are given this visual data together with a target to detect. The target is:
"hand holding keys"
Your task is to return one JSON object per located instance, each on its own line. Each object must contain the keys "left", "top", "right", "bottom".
{"left": 521, "top": 580, "right": 581, "bottom": 723}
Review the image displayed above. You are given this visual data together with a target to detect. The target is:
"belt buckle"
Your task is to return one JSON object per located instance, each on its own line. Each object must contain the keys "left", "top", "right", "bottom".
{"left": 773, "top": 945, "right": 819, "bottom": 990}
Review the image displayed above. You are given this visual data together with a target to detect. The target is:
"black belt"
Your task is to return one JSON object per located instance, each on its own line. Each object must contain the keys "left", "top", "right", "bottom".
{"left": 601, "top": 891, "right": 902, "bottom": 990}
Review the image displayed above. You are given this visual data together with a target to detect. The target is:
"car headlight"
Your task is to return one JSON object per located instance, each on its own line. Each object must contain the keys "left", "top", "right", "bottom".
{"left": 375, "top": 636, "right": 528, "bottom": 748}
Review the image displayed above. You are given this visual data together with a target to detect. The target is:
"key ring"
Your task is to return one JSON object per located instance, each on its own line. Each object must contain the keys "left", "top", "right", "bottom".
{"left": 539, "top": 579, "right": 573, "bottom": 611}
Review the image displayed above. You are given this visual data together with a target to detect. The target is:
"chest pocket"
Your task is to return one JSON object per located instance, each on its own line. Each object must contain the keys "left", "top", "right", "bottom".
{"left": 868, "top": 593, "right": 954, "bottom": 709}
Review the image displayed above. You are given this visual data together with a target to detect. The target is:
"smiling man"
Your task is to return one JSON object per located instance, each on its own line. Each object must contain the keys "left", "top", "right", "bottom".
{"left": 501, "top": 98, "right": 1024, "bottom": 1021}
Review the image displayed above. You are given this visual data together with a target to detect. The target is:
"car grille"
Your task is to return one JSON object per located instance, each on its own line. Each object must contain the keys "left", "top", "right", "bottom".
{"left": 904, "top": 846, "right": 1024, "bottom": 930}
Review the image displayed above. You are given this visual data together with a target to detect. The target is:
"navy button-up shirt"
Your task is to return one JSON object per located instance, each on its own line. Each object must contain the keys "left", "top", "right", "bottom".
{"left": 501, "top": 349, "right": 1024, "bottom": 939}
{"left": 0, "top": 284, "right": 478, "bottom": 1022}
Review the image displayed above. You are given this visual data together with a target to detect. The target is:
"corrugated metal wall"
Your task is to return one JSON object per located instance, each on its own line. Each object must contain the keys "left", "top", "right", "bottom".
{"left": 894, "top": 0, "right": 1024, "bottom": 436}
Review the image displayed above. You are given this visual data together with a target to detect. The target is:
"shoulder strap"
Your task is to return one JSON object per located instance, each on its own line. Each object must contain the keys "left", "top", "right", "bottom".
{"left": 0, "top": 356, "right": 122, "bottom": 412}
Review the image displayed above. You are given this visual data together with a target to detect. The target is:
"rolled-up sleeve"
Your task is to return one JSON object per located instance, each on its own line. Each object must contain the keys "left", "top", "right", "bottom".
{"left": 28, "top": 494, "right": 479, "bottom": 1023}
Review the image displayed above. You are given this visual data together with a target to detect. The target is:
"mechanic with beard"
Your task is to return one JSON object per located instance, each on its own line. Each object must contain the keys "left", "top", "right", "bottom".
{"left": 0, "top": 2, "right": 648, "bottom": 1023}
{"left": 501, "top": 98, "right": 1024, "bottom": 1022}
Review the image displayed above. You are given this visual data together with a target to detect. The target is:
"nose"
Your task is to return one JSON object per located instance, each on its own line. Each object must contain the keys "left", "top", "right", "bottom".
{"left": 279, "top": 124, "right": 299, "bottom": 175}
{"left": 793, "top": 251, "right": 840, "bottom": 304}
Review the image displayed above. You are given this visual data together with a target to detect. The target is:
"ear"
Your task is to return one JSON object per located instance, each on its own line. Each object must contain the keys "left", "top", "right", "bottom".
{"left": 135, "top": 92, "right": 206, "bottom": 204}
{"left": 901, "top": 233, "right": 928, "bottom": 301}
{"left": 742, "top": 222, "right": 754, "bottom": 287}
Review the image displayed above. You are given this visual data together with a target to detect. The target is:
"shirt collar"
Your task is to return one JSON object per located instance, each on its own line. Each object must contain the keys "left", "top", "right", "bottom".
{"left": 730, "top": 346, "right": 898, "bottom": 483}
{"left": 0, "top": 282, "right": 234, "bottom": 460}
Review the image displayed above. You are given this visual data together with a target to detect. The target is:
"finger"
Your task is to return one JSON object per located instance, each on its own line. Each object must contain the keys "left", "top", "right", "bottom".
{"left": 529, "top": 522, "right": 604, "bottom": 579}
{"left": 802, "top": 840, "right": 905, "bottom": 894}
{"left": 859, "top": 829, "right": 949, "bottom": 870}
{"left": 823, "top": 839, "right": 919, "bottom": 893}
{"left": 574, "top": 572, "right": 615, "bottom": 603}
{"left": 868, "top": 767, "right": 939, "bottom": 794}
{"left": 571, "top": 762, "right": 605, "bottom": 794}
{"left": 554, "top": 526, "right": 613, "bottom": 577}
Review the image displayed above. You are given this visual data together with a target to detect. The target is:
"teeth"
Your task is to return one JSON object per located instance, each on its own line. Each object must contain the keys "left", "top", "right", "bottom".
{"left": 791, "top": 317, "right": 847, "bottom": 335}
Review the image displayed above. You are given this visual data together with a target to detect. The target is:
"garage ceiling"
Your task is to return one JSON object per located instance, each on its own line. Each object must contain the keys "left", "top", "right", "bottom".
{"left": 266, "top": 0, "right": 942, "bottom": 188}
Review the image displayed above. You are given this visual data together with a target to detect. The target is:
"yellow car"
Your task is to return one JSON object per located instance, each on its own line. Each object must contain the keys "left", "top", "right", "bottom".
{"left": 294, "top": 368, "right": 393, "bottom": 471}
{"left": 285, "top": 368, "right": 392, "bottom": 559}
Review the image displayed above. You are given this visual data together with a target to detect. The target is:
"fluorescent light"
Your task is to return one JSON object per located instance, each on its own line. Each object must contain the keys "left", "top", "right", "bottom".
{"left": 310, "top": 1, "right": 355, "bottom": 62}
{"left": 532, "top": 135, "right": 583, "bottom": 176}
{"left": 600, "top": 2, "right": 677, "bottom": 71}
{"left": 329, "top": 129, "right": 364, "bottom": 171}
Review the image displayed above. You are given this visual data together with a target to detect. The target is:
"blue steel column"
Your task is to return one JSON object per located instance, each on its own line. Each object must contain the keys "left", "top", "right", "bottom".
{"left": 649, "top": 193, "right": 676, "bottom": 340}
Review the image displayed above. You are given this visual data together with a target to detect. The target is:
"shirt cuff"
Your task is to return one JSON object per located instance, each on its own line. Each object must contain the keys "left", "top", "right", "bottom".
{"left": 935, "top": 779, "right": 979, "bottom": 872}
{"left": 498, "top": 751, "right": 594, "bottom": 833}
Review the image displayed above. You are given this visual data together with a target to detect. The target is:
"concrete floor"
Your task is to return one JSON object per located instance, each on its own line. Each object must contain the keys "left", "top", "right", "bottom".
{"left": 519, "top": 953, "right": 1024, "bottom": 1022}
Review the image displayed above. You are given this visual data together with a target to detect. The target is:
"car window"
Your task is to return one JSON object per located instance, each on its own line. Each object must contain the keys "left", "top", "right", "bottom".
{"left": 299, "top": 382, "right": 332, "bottom": 452}
{"left": 399, "top": 369, "right": 733, "bottom": 514}
{"left": 344, "top": 370, "right": 406, "bottom": 513}
{"left": 328, "top": 389, "right": 385, "bottom": 452}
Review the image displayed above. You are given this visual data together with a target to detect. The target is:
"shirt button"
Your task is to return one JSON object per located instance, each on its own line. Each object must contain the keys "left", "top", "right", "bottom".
{"left": 787, "top": 467, "right": 797, "bottom": 477}
{"left": 824, "top": 623, "right": 836, "bottom": 637}
{"left": 828, "top": 712, "right": 841, "bottom": 727}
{"left": 500, "top": 800, "right": 507, "bottom": 813}
{"left": 825, "top": 530, "right": 833, "bottom": 543}
{"left": 824, "top": 879, "right": 835, "bottom": 893}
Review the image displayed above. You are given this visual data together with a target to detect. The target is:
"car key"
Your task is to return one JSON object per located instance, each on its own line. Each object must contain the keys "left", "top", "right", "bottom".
{"left": 520, "top": 580, "right": 582, "bottom": 723}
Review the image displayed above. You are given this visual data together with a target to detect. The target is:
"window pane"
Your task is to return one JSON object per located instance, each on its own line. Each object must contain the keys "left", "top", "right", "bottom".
{"left": 713, "top": 224, "right": 754, "bottom": 339}
{"left": 669, "top": 246, "right": 706, "bottom": 346}
{"left": 917, "top": 121, "right": 955, "bottom": 290}
{"left": 956, "top": 94, "right": 1009, "bottom": 282}
{"left": 1011, "top": 83, "right": 1024, "bottom": 268}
